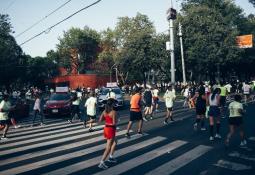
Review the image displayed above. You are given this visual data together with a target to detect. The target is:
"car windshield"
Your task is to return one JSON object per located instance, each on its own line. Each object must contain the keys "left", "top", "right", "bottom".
{"left": 49, "top": 93, "right": 71, "bottom": 101}
{"left": 101, "top": 88, "right": 121, "bottom": 95}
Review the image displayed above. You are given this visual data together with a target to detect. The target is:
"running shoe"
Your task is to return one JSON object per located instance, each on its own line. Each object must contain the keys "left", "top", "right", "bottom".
{"left": 164, "top": 121, "right": 168, "bottom": 125}
{"left": 125, "top": 133, "right": 130, "bottom": 139}
{"left": 137, "top": 131, "right": 143, "bottom": 135}
{"left": 215, "top": 134, "right": 222, "bottom": 139}
{"left": 209, "top": 136, "right": 214, "bottom": 141}
{"left": 68, "top": 120, "right": 72, "bottom": 123}
{"left": 150, "top": 116, "right": 153, "bottom": 120}
{"left": 89, "top": 128, "right": 95, "bottom": 132}
{"left": 98, "top": 162, "right": 108, "bottom": 169}
{"left": 108, "top": 157, "right": 117, "bottom": 163}
{"left": 143, "top": 117, "right": 148, "bottom": 122}
{"left": 240, "top": 140, "right": 247, "bottom": 147}
{"left": 14, "top": 125, "right": 21, "bottom": 129}
{"left": 1, "top": 136, "right": 8, "bottom": 140}
{"left": 170, "top": 118, "right": 174, "bottom": 122}
{"left": 40, "top": 123, "right": 45, "bottom": 126}
{"left": 193, "top": 123, "right": 198, "bottom": 130}
{"left": 200, "top": 127, "right": 206, "bottom": 131}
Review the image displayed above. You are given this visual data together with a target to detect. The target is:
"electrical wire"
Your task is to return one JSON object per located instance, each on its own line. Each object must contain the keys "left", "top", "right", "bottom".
{"left": 15, "top": 0, "right": 72, "bottom": 38}
{"left": 3, "top": 0, "right": 17, "bottom": 11}
{"left": 20, "top": 0, "right": 102, "bottom": 46}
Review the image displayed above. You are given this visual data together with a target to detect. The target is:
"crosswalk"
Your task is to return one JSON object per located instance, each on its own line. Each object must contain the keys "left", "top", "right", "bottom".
{"left": 0, "top": 116, "right": 254, "bottom": 175}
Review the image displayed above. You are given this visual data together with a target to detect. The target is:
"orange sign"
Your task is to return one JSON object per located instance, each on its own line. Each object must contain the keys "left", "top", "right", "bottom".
{"left": 236, "top": 34, "right": 253, "bottom": 48}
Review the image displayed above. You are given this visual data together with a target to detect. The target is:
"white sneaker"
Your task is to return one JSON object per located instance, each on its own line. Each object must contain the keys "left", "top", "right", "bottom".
{"left": 201, "top": 127, "right": 206, "bottom": 131}
{"left": 240, "top": 140, "right": 247, "bottom": 147}
{"left": 164, "top": 121, "right": 168, "bottom": 125}
{"left": 193, "top": 123, "right": 198, "bottom": 130}
{"left": 14, "top": 125, "right": 21, "bottom": 129}
{"left": 215, "top": 134, "right": 222, "bottom": 139}
{"left": 98, "top": 162, "right": 108, "bottom": 169}
{"left": 209, "top": 136, "right": 214, "bottom": 141}
{"left": 143, "top": 117, "right": 148, "bottom": 122}
{"left": 1, "top": 136, "right": 8, "bottom": 140}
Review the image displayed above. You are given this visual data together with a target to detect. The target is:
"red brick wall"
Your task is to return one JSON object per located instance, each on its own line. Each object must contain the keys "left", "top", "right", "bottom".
{"left": 46, "top": 74, "right": 112, "bottom": 89}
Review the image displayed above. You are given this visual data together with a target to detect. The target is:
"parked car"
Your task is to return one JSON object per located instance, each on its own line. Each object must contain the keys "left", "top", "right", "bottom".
{"left": 97, "top": 87, "right": 125, "bottom": 110}
{"left": 43, "top": 93, "right": 72, "bottom": 117}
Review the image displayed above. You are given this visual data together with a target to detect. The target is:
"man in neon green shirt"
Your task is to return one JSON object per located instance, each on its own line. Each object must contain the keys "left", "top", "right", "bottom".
{"left": 225, "top": 94, "right": 246, "bottom": 147}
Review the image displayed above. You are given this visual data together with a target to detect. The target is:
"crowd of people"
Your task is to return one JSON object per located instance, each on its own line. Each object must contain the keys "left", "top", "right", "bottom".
{"left": 0, "top": 80, "right": 255, "bottom": 170}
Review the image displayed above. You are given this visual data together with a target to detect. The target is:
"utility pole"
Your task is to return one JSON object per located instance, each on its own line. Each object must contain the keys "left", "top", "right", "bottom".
{"left": 167, "top": 0, "right": 176, "bottom": 85}
{"left": 178, "top": 22, "right": 186, "bottom": 85}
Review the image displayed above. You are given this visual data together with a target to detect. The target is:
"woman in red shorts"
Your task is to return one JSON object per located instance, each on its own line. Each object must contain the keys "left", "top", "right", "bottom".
{"left": 98, "top": 98, "right": 118, "bottom": 169}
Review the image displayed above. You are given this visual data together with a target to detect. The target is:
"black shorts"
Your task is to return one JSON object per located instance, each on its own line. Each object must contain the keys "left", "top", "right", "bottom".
{"left": 220, "top": 96, "right": 226, "bottom": 107}
{"left": 145, "top": 103, "right": 152, "bottom": 107}
{"left": 196, "top": 107, "right": 206, "bottom": 115}
{"left": 208, "top": 106, "right": 220, "bottom": 117}
{"left": 167, "top": 107, "right": 173, "bottom": 111}
{"left": 130, "top": 111, "right": 142, "bottom": 121}
{"left": 153, "top": 97, "right": 159, "bottom": 104}
{"left": 0, "top": 119, "right": 11, "bottom": 125}
{"left": 229, "top": 117, "right": 243, "bottom": 126}
{"left": 87, "top": 115, "right": 96, "bottom": 120}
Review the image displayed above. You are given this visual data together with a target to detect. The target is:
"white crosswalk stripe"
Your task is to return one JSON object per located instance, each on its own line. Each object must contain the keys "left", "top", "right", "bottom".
{"left": 44, "top": 136, "right": 167, "bottom": 175}
{"left": 95, "top": 140, "right": 188, "bottom": 175}
{"left": 145, "top": 145, "right": 212, "bottom": 175}
{"left": 214, "top": 159, "right": 252, "bottom": 171}
{"left": 0, "top": 118, "right": 223, "bottom": 175}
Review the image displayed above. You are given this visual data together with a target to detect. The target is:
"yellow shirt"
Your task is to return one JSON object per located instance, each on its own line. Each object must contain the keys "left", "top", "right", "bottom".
{"left": 229, "top": 101, "right": 243, "bottom": 118}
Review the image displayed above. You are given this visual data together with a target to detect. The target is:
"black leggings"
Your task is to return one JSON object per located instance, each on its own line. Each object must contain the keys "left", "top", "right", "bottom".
{"left": 32, "top": 109, "right": 44, "bottom": 124}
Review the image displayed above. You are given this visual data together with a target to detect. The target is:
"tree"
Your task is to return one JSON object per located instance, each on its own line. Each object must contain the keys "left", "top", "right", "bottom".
{"left": 57, "top": 26, "right": 100, "bottom": 73}
{"left": 249, "top": 0, "right": 255, "bottom": 7}
{"left": 0, "top": 14, "right": 23, "bottom": 87}
{"left": 114, "top": 13, "right": 156, "bottom": 86}
{"left": 179, "top": 0, "right": 243, "bottom": 81}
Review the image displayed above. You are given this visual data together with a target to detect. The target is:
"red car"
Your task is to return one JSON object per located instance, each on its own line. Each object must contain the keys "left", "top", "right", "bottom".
{"left": 43, "top": 93, "right": 72, "bottom": 117}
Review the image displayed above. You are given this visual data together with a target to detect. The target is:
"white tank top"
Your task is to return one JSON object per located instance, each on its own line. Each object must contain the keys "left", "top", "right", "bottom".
{"left": 209, "top": 94, "right": 219, "bottom": 106}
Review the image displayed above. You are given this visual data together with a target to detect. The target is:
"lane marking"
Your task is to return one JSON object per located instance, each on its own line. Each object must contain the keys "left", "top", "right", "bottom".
{"left": 44, "top": 136, "right": 166, "bottom": 175}
{"left": 214, "top": 159, "right": 252, "bottom": 171}
{"left": 94, "top": 140, "right": 187, "bottom": 175}
{"left": 228, "top": 151, "right": 255, "bottom": 161}
{"left": 0, "top": 131, "right": 135, "bottom": 166}
{"left": 145, "top": 145, "right": 212, "bottom": 175}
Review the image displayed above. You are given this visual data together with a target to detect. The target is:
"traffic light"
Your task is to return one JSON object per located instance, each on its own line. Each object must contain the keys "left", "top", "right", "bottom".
{"left": 167, "top": 8, "right": 177, "bottom": 20}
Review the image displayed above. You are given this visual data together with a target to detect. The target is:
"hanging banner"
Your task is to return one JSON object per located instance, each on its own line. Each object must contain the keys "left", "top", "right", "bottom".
{"left": 236, "top": 34, "right": 253, "bottom": 48}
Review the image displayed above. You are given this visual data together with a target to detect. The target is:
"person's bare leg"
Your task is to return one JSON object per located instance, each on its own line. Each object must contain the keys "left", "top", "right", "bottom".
{"left": 126, "top": 121, "right": 133, "bottom": 134}
{"left": 101, "top": 139, "right": 113, "bottom": 162}
{"left": 137, "top": 120, "right": 143, "bottom": 133}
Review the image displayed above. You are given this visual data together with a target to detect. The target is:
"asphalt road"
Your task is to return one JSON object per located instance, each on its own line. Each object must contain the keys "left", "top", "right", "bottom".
{"left": 0, "top": 99, "right": 254, "bottom": 175}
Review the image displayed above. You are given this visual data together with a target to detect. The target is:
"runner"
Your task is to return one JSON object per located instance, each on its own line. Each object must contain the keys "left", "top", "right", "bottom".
{"left": 98, "top": 99, "right": 118, "bottom": 169}
{"left": 219, "top": 82, "right": 228, "bottom": 118}
{"left": 163, "top": 86, "right": 176, "bottom": 124}
{"left": 152, "top": 86, "right": 159, "bottom": 112}
{"left": 225, "top": 94, "right": 247, "bottom": 147}
{"left": 208, "top": 88, "right": 222, "bottom": 141}
{"left": 193, "top": 88, "right": 207, "bottom": 131}
{"left": 143, "top": 87, "right": 153, "bottom": 121}
{"left": 182, "top": 85, "right": 190, "bottom": 108}
{"left": 68, "top": 93, "right": 81, "bottom": 123}
{"left": 31, "top": 94, "right": 44, "bottom": 127}
{"left": 243, "top": 82, "right": 251, "bottom": 104}
{"left": 125, "top": 87, "right": 143, "bottom": 138}
{"left": 0, "top": 94, "right": 12, "bottom": 139}
{"left": 84, "top": 92, "right": 97, "bottom": 131}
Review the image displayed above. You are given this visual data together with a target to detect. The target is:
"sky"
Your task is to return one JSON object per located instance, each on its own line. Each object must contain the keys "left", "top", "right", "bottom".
{"left": 0, "top": 0, "right": 254, "bottom": 57}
